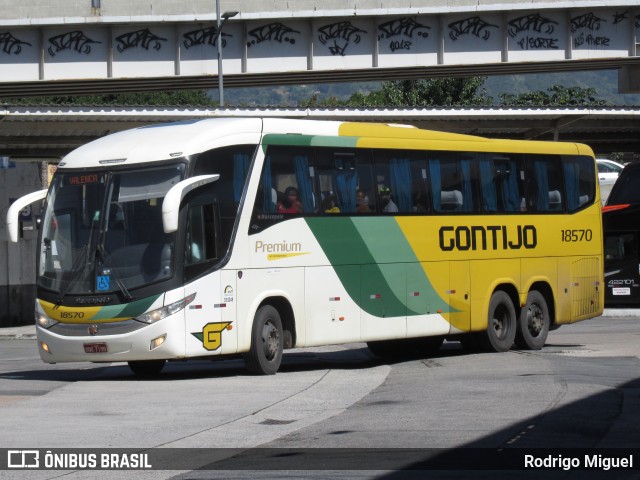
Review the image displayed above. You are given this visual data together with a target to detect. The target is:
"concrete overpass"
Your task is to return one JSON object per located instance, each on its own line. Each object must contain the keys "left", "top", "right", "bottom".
{"left": 1, "top": 1, "right": 640, "bottom": 97}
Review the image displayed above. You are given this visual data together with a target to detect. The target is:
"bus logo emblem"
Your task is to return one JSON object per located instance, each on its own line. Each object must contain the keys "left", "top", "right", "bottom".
{"left": 191, "top": 322, "right": 232, "bottom": 351}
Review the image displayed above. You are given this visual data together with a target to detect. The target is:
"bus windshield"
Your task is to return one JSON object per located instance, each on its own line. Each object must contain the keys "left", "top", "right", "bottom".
{"left": 38, "top": 164, "right": 185, "bottom": 295}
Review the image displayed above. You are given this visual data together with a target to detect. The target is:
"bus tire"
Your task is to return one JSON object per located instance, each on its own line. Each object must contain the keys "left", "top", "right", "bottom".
{"left": 244, "top": 305, "right": 283, "bottom": 375}
{"left": 515, "top": 290, "right": 550, "bottom": 350}
{"left": 128, "top": 360, "right": 165, "bottom": 377}
{"left": 478, "top": 291, "right": 517, "bottom": 352}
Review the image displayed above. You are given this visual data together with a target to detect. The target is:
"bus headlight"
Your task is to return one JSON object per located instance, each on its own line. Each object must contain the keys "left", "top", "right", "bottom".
{"left": 135, "top": 293, "right": 196, "bottom": 324}
{"left": 36, "top": 311, "right": 58, "bottom": 329}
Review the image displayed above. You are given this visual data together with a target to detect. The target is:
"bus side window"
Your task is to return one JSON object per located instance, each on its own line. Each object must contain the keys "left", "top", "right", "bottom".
{"left": 185, "top": 203, "right": 218, "bottom": 267}
{"left": 373, "top": 150, "right": 417, "bottom": 213}
{"left": 526, "top": 154, "right": 565, "bottom": 212}
{"left": 184, "top": 203, "right": 221, "bottom": 280}
{"left": 410, "top": 159, "right": 430, "bottom": 213}
{"left": 193, "top": 145, "right": 256, "bottom": 217}
{"left": 259, "top": 146, "right": 316, "bottom": 215}
{"left": 563, "top": 155, "right": 595, "bottom": 211}
{"left": 429, "top": 153, "right": 476, "bottom": 213}
{"left": 355, "top": 151, "right": 374, "bottom": 213}
{"left": 480, "top": 154, "right": 523, "bottom": 213}
{"left": 315, "top": 147, "right": 373, "bottom": 215}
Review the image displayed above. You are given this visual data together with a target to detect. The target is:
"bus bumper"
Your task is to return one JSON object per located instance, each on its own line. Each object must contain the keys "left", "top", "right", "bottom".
{"left": 36, "top": 318, "right": 186, "bottom": 364}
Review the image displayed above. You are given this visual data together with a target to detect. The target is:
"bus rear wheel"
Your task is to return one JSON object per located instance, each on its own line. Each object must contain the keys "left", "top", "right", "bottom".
{"left": 515, "top": 291, "right": 549, "bottom": 350}
{"left": 244, "top": 305, "right": 283, "bottom": 375}
{"left": 128, "top": 359, "right": 166, "bottom": 377}
{"left": 478, "top": 291, "right": 516, "bottom": 352}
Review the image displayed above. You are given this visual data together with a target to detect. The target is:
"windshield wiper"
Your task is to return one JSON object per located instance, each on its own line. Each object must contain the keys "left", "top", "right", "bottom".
{"left": 56, "top": 213, "right": 100, "bottom": 304}
{"left": 97, "top": 243, "right": 134, "bottom": 302}
{"left": 56, "top": 243, "right": 91, "bottom": 305}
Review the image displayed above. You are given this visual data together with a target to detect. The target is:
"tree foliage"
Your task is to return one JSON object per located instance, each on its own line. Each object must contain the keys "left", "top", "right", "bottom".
{"left": 3, "top": 81, "right": 610, "bottom": 108}
{"left": 301, "top": 78, "right": 609, "bottom": 108}
{"left": 302, "top": 77, "right": 492, "bottom": 107}
{"left": 3, "top": 90, "right": 215, "bottom": 106}
{"left": 498, "top": 85, "right": 608, "bottom": 107}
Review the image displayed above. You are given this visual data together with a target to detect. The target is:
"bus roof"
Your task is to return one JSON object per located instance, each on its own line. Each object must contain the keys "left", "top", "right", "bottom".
{"left": 59, "top": 117, "right": 264, "bottom": 169}
{"left": 58, "top": 117, "right": 593, "bottom": 169}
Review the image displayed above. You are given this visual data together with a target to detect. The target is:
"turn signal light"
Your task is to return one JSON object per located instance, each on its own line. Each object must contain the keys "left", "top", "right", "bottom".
{"left": 150, "top": 334, "right": 166, "bottom": 351}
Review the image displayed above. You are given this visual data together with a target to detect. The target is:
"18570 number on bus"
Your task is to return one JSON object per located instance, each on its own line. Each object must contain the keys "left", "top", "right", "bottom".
{"left": 561, "top": 229, "right": 593, "bottom": 242}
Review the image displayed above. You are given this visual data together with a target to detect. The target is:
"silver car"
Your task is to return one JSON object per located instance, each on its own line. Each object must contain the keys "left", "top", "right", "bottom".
{"left": 597, "top": 158, "right": 625, "bottom": 205}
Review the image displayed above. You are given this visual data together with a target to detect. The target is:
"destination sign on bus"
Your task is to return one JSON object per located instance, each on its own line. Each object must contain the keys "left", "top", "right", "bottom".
{"left": 66, "top": 174, "right": 100, "bottom": 186}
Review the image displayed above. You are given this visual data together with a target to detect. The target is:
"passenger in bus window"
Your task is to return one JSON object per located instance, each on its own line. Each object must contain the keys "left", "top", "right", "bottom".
{"left": 356, "top": 189, "right": 371, "bottom": 213}
{"left": 277, "top": 186, "right": 303, "bottom": 214}
{"left": 414, "top": 193, "right": 429, "bottom": 212}
{"left": 323, "top": 194, "right": 341, "bottom": 214}
{"left": 379, "top": 186, "right": 398, "bottom": 213}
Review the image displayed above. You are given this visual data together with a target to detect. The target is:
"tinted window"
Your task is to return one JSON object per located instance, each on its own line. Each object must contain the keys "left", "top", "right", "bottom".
{"left": 563, "top": 155, "right": 595, "bottom": 212}
{"left": 428, "top": 152, "right": 477, "bottom": 213}
{"left": 193, "top": 145, "right": 257, "bottom": 217}
{"left": 373, "top": 150, "right": 426, "bottom": 213}
{"left": 254, "top": 146, "right": 315, "bottom": 215}
{"left": 193, "top": 144, "right": 256, "bottom": 256}
{"left": 525, "top": 154, "right": 564, "bottom": 212}
{"left": 605, "top": 233, "right": 636, "bottom": 261}
{"left": 479, "top": 153, "right": 524, "bottom": 213}
{"left": 315, "top": 148, "right": 373, "bottom": 214}
{"left": 185, "top": 203, "right": 218, "bottom": 266}
{"left": 608, "top": 165, "right": 640, "bottom": 205}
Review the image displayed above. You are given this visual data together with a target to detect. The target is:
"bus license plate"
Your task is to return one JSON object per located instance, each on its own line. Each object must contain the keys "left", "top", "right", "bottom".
{"left": 83, "top": 343, "right": 108, "bottom": 353}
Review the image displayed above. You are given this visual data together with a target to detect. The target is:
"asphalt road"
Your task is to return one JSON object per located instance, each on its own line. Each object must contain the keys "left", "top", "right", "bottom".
{"left": 0, "top": 315, "right": 638, "bottom": 480}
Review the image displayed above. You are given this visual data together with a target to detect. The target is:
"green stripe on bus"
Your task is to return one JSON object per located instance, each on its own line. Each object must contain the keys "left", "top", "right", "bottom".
{"left": 352, "top": 217, "right": 451, "bottom": 315}
{"left": 305, "top": 217, "right": 452, "bottom": 317}
{"left": 310, "top": 136, "right": 359, "bottom": 148}
{"left": 351, "top": 217, "right": 416, "bottom": 263}
{"left": 261, "top": 134, "right": 358, "bottom": 151}
{"left": 91, "top": 294, "right": 161, "bottom": 320}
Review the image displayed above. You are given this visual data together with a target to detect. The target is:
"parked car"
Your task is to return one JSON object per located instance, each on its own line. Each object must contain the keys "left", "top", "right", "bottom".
{"left": 602, "top": 161, "right": 640, "bottom": 306}
{"left": 597, "top": 158, "right": 624, "bottom": 204}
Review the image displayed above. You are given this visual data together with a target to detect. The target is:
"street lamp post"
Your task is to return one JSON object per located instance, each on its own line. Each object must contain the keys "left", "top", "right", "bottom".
{"left": 216, "top": 2, "right": 238, "bottom": 107}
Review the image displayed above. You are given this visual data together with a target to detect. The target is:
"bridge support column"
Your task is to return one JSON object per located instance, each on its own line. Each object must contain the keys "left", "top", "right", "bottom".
{"left": 619, "top": 65, "right": 640, "bottom": 93}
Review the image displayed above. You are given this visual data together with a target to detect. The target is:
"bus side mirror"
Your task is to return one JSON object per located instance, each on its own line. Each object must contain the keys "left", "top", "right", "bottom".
{"left": 6, "top": 189, "right": 48, "bottom": 243}
{"left": 162, "top": 174, "right": 219, "bottom": 234}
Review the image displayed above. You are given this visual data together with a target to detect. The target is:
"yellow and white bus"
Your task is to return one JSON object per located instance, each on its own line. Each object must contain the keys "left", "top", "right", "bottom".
{"left": 7, "top": 118, "right": 603, "bottom": 376}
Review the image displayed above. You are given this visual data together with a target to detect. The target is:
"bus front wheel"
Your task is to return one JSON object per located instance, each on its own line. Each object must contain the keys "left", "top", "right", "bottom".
{"left": 244, "top": 305, "right": 283, "bottom": 375}
{"left": 128, "top": 360, "right": 166, "bottom": 377}
{"left": 515, "top": 291, "right": 549, "bottom": 350}
{"left": 479, "top": 291, "right": 516, "bottom": 352}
